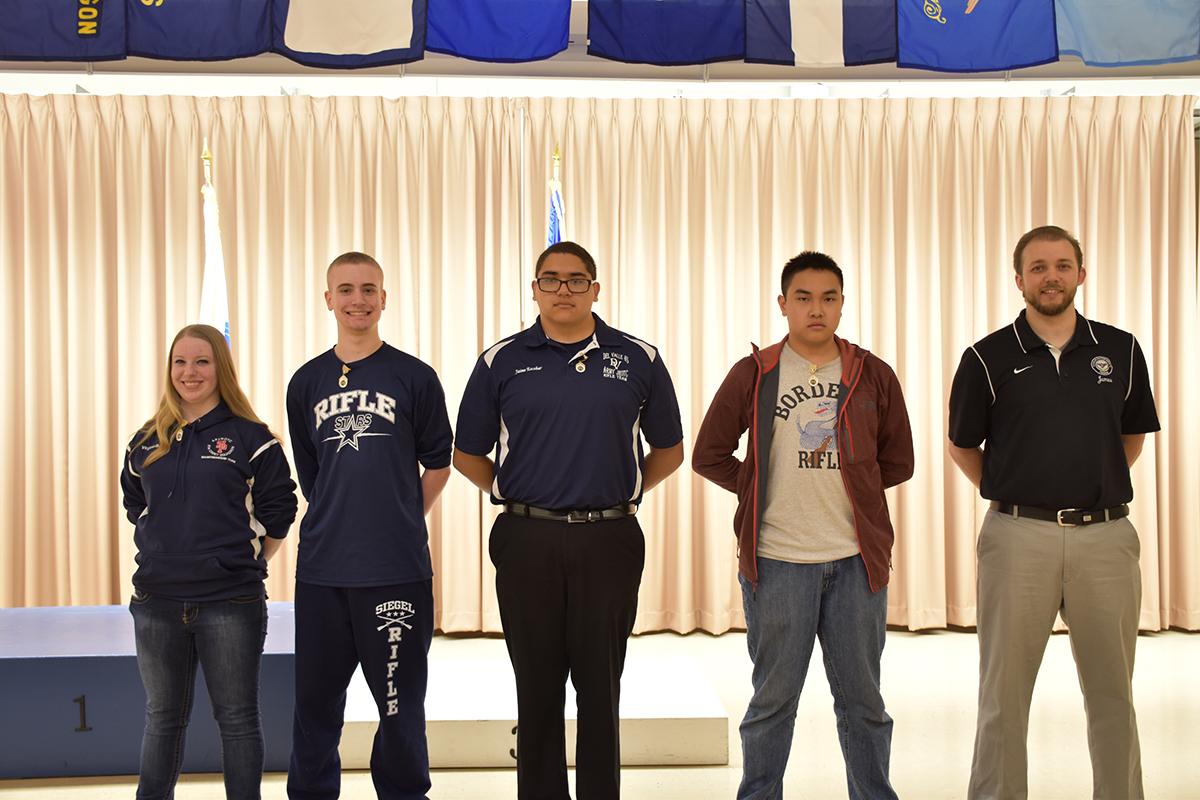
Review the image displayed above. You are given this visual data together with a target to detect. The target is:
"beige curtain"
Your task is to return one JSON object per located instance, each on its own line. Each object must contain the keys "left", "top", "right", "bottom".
{"left": 2, "top": 93, "right": 1196, "bottom": 633}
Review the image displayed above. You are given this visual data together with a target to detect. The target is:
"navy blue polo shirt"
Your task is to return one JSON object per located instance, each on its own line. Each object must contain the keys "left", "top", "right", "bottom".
{"left": 455, "top": 314, "right": 684, "bottom": 510}
{"left": 948, "top": 310, "right": 1159, "bottom": 510}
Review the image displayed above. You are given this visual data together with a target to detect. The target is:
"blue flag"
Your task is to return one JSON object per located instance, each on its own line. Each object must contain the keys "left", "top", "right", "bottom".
{"left": 548, "top": 147, "right": 565, "bottom": 247}
{"left": 588, "top": 0, "right": 743, "bottom": 65}
{"left": 747, "top": 0, "right": 896, "bottom": 66}
{"left": 0, "top": 0, "right": 125, "bottom": 62}
{"left": 548, "top": 188, "right": 565, "bottom": 247}
{"left": 898, "top": 0, "right": 1058, "bottom": 72}
{"left": 1057, "top": 0, "right": 1199, "bottom": 67}
{"left": 273, "top": 0, "right": 426, "bottom": 68}
{"left": 428, "top": 0, "right": 569, "bottom": 62}
{"left": 129, "top": 0, "right": 271, "bottom": 61}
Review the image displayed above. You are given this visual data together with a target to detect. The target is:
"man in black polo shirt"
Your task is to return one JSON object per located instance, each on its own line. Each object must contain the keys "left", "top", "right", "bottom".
{"left": 948, "top": 225, "right": 1160, "bottom": 800}
{"left": 453, "top": 240, "right": 685, "bottom": 800}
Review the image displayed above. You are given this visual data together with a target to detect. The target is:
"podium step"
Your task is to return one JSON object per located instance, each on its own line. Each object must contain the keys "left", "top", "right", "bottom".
{"left": 341, "top": 657, "right": 729, "bottom": 768}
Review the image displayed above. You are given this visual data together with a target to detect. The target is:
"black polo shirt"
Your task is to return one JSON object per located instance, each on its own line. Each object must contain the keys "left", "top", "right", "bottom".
{"left": 948, "top": 310, "right": 1159, "bottom": 510}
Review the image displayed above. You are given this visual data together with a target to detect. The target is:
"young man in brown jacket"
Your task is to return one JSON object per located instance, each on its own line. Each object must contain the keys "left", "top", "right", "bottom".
{"left": 693, "top": 251, "right": 914, "bottom": 800}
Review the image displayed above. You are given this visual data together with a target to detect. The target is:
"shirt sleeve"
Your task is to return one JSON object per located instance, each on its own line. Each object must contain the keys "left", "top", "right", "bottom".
{"left": 947, "top": 347, "right": 991, "bottom": 449}
{"left": 453, "top": 354, "right": 502, "bottom": 457}
{"left": 1121, "top": 337, "right": 1161, "bottom": 435}
{"left": 120, "top": 434, "right": 148, "bottom": 525}
{"left": 413, "top": 367, "right": 454, "bottom": 470}
{"left": 692, "top": 356, "right": 755, "bottom": 495}
{"left": 638, "top": 350, "right": 684, "bottom": 449}
{"left": 249, "top": 434, "right": 299, "bottom": 540}
{"left": 286, "top": 371, "right": 320, "bottom": 500}
{"left": 874, "top": 360, "right": 915, "bottom": 489}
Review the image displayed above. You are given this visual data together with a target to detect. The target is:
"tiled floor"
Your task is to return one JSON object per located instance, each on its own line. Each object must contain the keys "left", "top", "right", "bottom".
{"left": 3, "top": 628, "right": 1197, "bottom": 799}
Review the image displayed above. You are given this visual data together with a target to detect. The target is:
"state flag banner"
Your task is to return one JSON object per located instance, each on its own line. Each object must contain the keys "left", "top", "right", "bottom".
{"left": 129, "top": 0, "right": 272, "bottom": 61}
{"left": 0, "top": 0, "right": 125, "bottom": 62}
{"left": 588, "top": 0, "right": 743, "bottom": 66}
{"left": 747, "top": 0, "right": 896, "bottom": 67}
{"left": 898, "top": 0, "right": 1058, "bottom": 73}
{"left": 428, "top": 0, "right": 569, "bottom": 63}
{"left": 1056, "top": 0, "right": 1199, "bottom": 67}
{"left": 273, "top": 0, "right": 426, "bottom": 68}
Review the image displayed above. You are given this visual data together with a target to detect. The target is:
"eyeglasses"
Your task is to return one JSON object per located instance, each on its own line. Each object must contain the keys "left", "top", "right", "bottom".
{"left": 536, "top": 277, "right": 593, "bottom": 294}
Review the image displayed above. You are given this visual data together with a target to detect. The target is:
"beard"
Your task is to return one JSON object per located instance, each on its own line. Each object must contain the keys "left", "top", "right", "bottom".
{"left": 1024, "top": 283, "right": 1077, "bottom": 316}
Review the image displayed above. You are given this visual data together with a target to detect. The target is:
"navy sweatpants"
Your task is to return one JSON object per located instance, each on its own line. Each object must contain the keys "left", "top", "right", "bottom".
{"left": 288, "top": 580, "right": 433, "bottom": 800}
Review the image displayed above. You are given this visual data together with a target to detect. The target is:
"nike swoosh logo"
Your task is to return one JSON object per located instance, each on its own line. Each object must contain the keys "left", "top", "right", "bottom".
{"left": 1013, "top": 366, "right": 1033, "bottom": 374}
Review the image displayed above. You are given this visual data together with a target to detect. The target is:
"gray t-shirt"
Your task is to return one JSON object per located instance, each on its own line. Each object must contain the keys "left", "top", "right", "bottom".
{"left": 758, "top": 346, "right": 859, "bottom": 563}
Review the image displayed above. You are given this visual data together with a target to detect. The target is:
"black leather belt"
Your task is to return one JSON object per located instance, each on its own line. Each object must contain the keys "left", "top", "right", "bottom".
{"left": 505, "top": 502, "right": 635, "bottom": 523}
{"left": 991, "top": 501, "right": 1129, "bottom": 527}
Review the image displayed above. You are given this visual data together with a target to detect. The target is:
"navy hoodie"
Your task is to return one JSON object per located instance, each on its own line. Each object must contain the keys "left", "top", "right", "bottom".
{"left": 121, "top": 402, "right": 298, "bottom": 602}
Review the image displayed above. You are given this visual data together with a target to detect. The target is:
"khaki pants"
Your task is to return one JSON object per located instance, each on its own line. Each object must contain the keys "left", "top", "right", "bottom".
{"left": 968, "top": 509, "right": 1143, "bottom": 800}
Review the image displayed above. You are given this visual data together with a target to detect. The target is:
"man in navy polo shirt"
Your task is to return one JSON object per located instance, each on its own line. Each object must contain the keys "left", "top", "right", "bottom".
{"left": 453, "top": 240, "right": 684, "bottom": 800}
{"left": 948, "top": 225, "right": 1160, "bottom": 800}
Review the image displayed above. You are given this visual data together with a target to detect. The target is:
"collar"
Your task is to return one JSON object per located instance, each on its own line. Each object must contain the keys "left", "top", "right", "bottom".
{"left": 1011, "top": 309, "right": 1098, "bottom": 354}
{"left": 188, "top": 400, "right": 234, "bottom": 433}
{"left": 525, "top": 313, "right": 623, "bottom": 349}
{"left": 755, "top": 334, "right": 864, "bottom": 386}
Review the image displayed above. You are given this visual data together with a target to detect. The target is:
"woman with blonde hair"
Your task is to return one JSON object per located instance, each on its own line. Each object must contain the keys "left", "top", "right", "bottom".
{"left": 121, "top": 324, "right": 297, "bottom": 800}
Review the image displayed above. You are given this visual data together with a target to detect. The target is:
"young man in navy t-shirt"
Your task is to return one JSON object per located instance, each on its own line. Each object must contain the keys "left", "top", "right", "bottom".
{"left": 453, "top": 241, "right": 684, "bottom": 799}
{"left": 286, "top": 252, "right": 453, "bottom": 800}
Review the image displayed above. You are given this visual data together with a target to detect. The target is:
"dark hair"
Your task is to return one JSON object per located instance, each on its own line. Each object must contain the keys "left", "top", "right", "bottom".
{"left": 327, "top": 251, "right": 384, "bottom": 283}
{"left": 536, "top": 241, "right": 597, "bottom": 280}
{"left": 1012, "top": 226, "right": 1083, "bottom": 276}
{"left": 781, "top": 251, "right": 843, "bottom": 295}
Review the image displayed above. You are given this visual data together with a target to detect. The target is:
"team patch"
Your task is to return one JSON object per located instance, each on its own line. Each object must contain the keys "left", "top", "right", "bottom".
{"left": 602, "top": 352, "right": 630, "bottom": 382}
{"left": 1091, "top": 356, "right": 1114, "bottom": 377}
{"left": 207, "top": 438, "right": 235, "bottom": 457}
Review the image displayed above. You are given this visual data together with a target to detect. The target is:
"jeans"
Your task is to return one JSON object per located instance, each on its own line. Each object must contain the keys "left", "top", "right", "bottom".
{"left": 129, "top": 591, "right": 268, "bottom": 800}
{"left": 739, "top": 555, "right": 897, "bottom": 800}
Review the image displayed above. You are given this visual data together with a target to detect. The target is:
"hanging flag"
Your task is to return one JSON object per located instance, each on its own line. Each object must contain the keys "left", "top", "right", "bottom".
{"left": 128, "top": 0, "right": 271, "bottom": 61}
{"left": 1056, "top": 0, "right": 1199, "bottom": 67}
{"left": 547, "top": 144, "right": 565, "bottom": 248}
{"left": 747, "top": 0, "right": 896, "bottom": 67}
{"left": 428, "top": 0, "right": 569, "bottom": 62}
{"left": 272, "top": 0, "right": 426, "bottom": 68}
{"left": 0, "top": 0, "right": 125, "bottom": 62}
{"left": 199, "top": 141, "right": 230, "bottom": 346}
{"left": 898, "top": 0, "right": 1058, "bottom": 72}
{"left": 588, "top": 0, "right": 743, "bottom": 65}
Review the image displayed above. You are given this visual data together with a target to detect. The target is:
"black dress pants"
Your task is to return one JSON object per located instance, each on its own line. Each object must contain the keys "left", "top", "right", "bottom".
{"left": 489, "top": 511, "right": 645, "bottom": 800}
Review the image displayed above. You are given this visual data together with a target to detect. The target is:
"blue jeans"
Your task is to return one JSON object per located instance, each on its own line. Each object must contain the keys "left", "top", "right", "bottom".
{"left": 129, "top": 591, "right": 267, "bottom": 800}
{"left": 739, "top": 556, "right": 897, "bottom": 800}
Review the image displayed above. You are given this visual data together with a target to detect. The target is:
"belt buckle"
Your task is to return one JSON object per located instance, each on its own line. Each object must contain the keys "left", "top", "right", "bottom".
{"left": 567, "top": 510, "right": 589, "bottom": 523}
{"left": 1056, "top": 508, "right": 1078, "bottom": 527}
